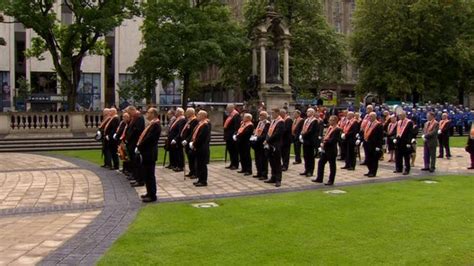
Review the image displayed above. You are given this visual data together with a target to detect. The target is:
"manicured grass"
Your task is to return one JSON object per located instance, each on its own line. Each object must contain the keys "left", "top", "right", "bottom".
{"left": 417, "top": 136, "right": 468, "bottom": 148}
{"left": 99, "top": 175, "right": 474, "bottom": 265}
{"left": 49, "top": 145, "right": 227, "bottom": 166}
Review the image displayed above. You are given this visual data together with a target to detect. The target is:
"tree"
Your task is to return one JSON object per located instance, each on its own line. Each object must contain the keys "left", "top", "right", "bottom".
{"left": 244, "top": 0, "right": 347, "bottom": 96}
{"left": 130, "top": 0, "right": 246, "bottom": 107}
{"left": 351, "top": 0, "right": 474, "bottom": 103}
{"left": 0, "top": 0, "right": 138, "bottom": 111}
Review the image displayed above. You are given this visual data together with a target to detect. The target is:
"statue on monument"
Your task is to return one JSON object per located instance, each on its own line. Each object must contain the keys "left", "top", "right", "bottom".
{"left": 266, "top": 48, "right": 281, "bottom": 84}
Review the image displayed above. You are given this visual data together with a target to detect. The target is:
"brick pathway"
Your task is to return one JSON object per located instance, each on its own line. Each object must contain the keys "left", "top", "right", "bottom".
{"left": 133, "top": 147, "right": 472, "bottom": 201}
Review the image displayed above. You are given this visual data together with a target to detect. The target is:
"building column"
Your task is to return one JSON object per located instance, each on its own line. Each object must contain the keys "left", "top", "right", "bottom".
{"left": 252, "top": 47, "right": 258, "bottom": 76}
{"left": 100, "top": 53, "right": 106, "bottom": 110}
{"left": 259, "top": 38, "right": 267, "bottom": 85}
{"left": 114, "top": 28, "right": 120, "bottom": 106}
{"left": 283, "top": 39, "right": 290, "bottom": 87}
{"left": 8, "top": 16, "right": 15, "bottom": 111}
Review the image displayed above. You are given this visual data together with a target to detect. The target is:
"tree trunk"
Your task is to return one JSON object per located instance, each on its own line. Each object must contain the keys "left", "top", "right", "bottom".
{"left": 65, "top": 60, "right": 82, "bottom": 112}
{"left": 182, "top": 72, "right": 191, "bottom": 108}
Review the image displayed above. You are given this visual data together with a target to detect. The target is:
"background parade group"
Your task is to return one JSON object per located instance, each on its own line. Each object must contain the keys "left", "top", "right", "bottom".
{"left": 96, "top": 103, "right": 474, "bottom": 203}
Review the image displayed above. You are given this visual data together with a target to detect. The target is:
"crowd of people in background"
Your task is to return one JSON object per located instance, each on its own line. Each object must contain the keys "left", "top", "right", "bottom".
{"left": 95, "top": 102, "right": 474, "bottom": 203}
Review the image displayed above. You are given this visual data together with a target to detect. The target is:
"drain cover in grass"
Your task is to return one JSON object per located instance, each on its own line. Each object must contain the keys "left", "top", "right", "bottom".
{"left": 192, "top": 202, "right": 219, "bottom": 208}
{"left": 423, "top": 180, "right": 438, "bottom": 184}
{"left": 324, "top": 190, "right": 347, "bottom": 194}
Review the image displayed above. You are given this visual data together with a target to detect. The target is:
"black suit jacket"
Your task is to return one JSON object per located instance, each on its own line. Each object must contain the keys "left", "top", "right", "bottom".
{"left": 282, "top": 117, "right": 293, "bottom": 146}
{"left": 194, "top": 122, "right": 211, "bottom": 164}
{"left": 126, "top": 116, "right": 145, "bottom": 148}
{"left": 236, "top": 124, "right": 255, "bottom": 147}
{"left": 255, "top": 122, "right": 270, "bottom": 147}
{"left": 365, "top": 124, "right": 384, "bottom": 152}
{"left": 224, "top": 113, "right": 241, "bottom": 141}
{"left": 396, "top": 120, "right": 414, "bottom": 152}
{"left": 292, "top": 118, "right": 304, "bottom": 139}
{"left": 115, "top": 121, "right": 127, "bottom": 141}
{"left": 266, "top": 120, "right": 284, "bottom": 149}
{"left": 181, "top": 118, "right": 199, "bottom": 143}
{"left": 137, "top": 123, "right": 162, "bottom": 164}
{"left": 301, "top": 119, "right": 320, "bottom": 146}
{"left": 345, "top": 120, "right": 360, "bottom": 143}
{"left": 322, "top": 127, "right": 341, "bottom": 158}
{"left": 168, "top": 118, "right": 186, "bottom": 143}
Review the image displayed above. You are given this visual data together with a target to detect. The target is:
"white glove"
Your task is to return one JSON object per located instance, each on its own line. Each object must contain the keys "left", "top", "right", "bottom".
{"left": 96, "top": 131, "right": 102, "bottom": 139}
{"left": 105, "top": 135, "right": 109, "bottom": 141}
{"left": 134, "top": 147, "right": 139, "bottom": 154}
{"left": 318, "top": 136, "right": 322, "bottom": 140}
{"left": 189, "top": 142, "right": 194, "bottom": 150}
{"left": 182, "top": 140, "right": 188, "bottom": 146}
{"left": 375, "top": 147, "right": 381, "bottom": 152}
{"left": 171, "top": 139, "right": 177, "bottom": 145}
{"left": 299, "top": 135, "right": 304, "bottom": 143}
{"left": 318, "top": 147, "right": 324, "bottom": 153}
{"left": 438, "top": 130, "right": 442, "bottom": 134}
{"left": 250, "top": 135, "right": 257, "bottom": 142}
{"left": 411, "top": 138, "right": 416, "bottom": 144}
{"left": 113, "top": 133, "right": 117, "bottom": 140}
{"left": 406, "top": 144, "right": 411, "bottom": 148}
{"left": 356, "top": 133, "right": 360, "bottom": 139}
{"left": 355, "top": 140, "right": 361, "bottom": 146}
{"left": 393, "top": 139, "right": 397, "bottom": 144}
{"left": 341, "top": 133, "right": 346, "bottom": 140}
{"left": 264, "top": 144, "right": 270, "bottom": 150}
{"left": 233, "top": 134, "right": 237, "bottom": 141}
{"left": 421, "top": 134, "right": 425, "bottom": 140}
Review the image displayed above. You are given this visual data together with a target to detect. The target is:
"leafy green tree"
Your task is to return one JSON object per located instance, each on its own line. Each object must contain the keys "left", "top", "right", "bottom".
{"left": 131, "top": 0, "right": 246, "bottom": 107}
{"left": 0, "top": 0, "right": 138, "bottom": 111}
{"left": 351, "top": 0, "right": 474, "bottom": 103}
{"left": 244, "top": 0, "right": 347, "bottom": 96}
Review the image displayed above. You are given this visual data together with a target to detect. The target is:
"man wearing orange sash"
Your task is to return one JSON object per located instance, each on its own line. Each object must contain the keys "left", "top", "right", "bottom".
{"left": 190, "top": 110, "right": 211, "bottom": 187}
{"left": 393, "top": 111, "right": 414, "bottom": 175}
{"left": 421, "top": 112, "right": 439, "bottom": 172}
{"left": 98, "top": 108, "right": 111, "bottom": 168}
{"left": 115, "top": 112, "right": 130, "bottom": 175}
{"left": 135, "top": 108, "right": 162, "bottom": 203}
{"left": 291, "top": 110, "right": 304, "bottom": 165}
{"left": 338, "top": 110, "right": 348, "bottom": 161}
{"left": 359, "top": 105, "right": 374, "bottom": 165}
{"left": 180, "top": 108, "right": 199, "bottom": 178}
{"left": 125, "top": 106, "right": 146, "bottom": 187}
{"left": 280, "top": 109, "right": 293, "bottom": 171}
{"left": 103, "top": 108, "right": 120, "bottom": 170}
{"left": 299, "top": 108, "right": 320, "bottom": 177}
{"left": 341, "top": 112, "right": 359, "bottom": 171}
{"left": 168, "top": 108, "right": 186, "bottom": 172}
{"left": 362, "top": 112, "right": 384, "bottom": 177}
{"left": 313, "top": 115, "right": 341, "bottom": 185}
{"left": 437, "top": 113, "right": 452, "bottom": 159}
{"left": 235, "top": 113, "right": 255, "bottom": 176}
{"left": 264, "top": 108, "right": 285, "bottom": 187}
{"left": 224, "top": 104, "right": 241, "bottom": 170}
{"left": 251, "top": 111, "right": 270, "bottom": 180}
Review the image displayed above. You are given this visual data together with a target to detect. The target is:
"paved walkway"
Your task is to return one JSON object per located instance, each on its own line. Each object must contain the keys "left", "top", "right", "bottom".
{"left": 0, "top": 147, "right": 470, "bottom": 265}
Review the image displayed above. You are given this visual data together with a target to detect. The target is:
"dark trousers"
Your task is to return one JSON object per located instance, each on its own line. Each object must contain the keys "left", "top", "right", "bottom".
{"left": 254, "top": 145, "right": 268, "bottom": 177}
{"left": 185, "top": 147, "right": 195, "bottom": 175}
{"left": 438, "top": 135, "right": 451, "bottom": 157}
{"left": 128, "top": 145, "right": 142, "bottom": 183}
{"left": 293, "top": 139, "right": 302, "bottom": 163}
{"left": 143, "top": 162, "right": 157, "bottom": 199}
{"left": 316, "top": 153, "right": 336, "bottom": 184}
{"left": 226, "top": 140, "right": 239, "bottom": 167}
{"left": 366, "top": 149, "right": 381, "bottom": 175}
{"left": 303, "top": 144, "right": 315, "bottom": 175}
{"left": 395, "top": 149, "right": 411, "bottom": 173}
{"left": 339, "top": 140, "right": 346, "bottom": 160}
{"left": 423, "top": 143, "right": 437, "bottom": 170}
{"left": 239, "top": 143, "right": 252, "bottom": 173}
{"left": 345, "top": 141, "right": 356, "bottom": 168}
{"left": 104, "top": 142, "right": 119, "bottom": 169}
{"left": 281, "top": 143, "right": 291, "bottom": 169}
{"left": 470, "top": 153, "right": 474, "bottom": 167}
{"left": 173, "top": 145, "right": 184, "bottom": 168}
{"left": 362, "top": 143, "right": 369, "bottom": 163}
{"left": 268, "top": 148, "right": 282, "bottom": 182}
{"left": 169, "top": 147, "right": 176, "bottom": 168}
{"left": 195, "top": 154, "right": 208, "bottom": 184}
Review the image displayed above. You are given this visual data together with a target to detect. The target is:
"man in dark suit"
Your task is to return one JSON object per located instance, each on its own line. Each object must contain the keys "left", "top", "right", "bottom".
{"left": 438, "top": 113, "right": 452, "bottom": 159}
{"left": 168, "top": 108, "right": 186, "bottom": 172}
{"left": 264, "top": 108, "right": 285, "bottom": 187}
{"left": 341, "top": 112, "right": 359, "bottom": 170}
{"left": 313, "top": 115, "right": 341, "bottom": 185}
{"left": 421, "top": 112, "right": 439, "bottom": 172}
{"left": 280, "top": 109, "right": 293, "bottom": 171}
{"left": 136, "top": 107, "right": 162, "bottom": 203}
{"left": 291, "top": 110, "right": 304, "bottom": 165}
{"left": 251, "top": 111, "right": 270, "bottom": 180}
{"left": 180, "top": 108, "right": 199, "bottom": 178}
{"left": 299, "top": 108, "right": 320, "bottom": 177}
{"left": 224, "top": 104, "right": 241, "bottom": 170}
{"left": 115, "top": 112, "right": 130, "bottom": 174}
{"left": 98, "top": 108, "right": 111, "bottom": 168}
{"left": 235, "top": 113, "right": 255, "bottom": 176}
{"left": 164, "top": 110, "right": 176, "bottom": 169}
{"left": 359, "top": 105, "right": 374, "bottom": 165}
{"left": 104, "top": 108, "right": 120, "bottom": 170}
{"left": 362, "top": 112, "right": 384, "bottom": 177}
{"left": 337, "top": 110, "right": 348, "bottom": 161}
{"left": 125, "top": 106, "right": 145, "bottom": 187}
{"left": 190, "top": 110, "right": 211, "bottom": 187}
{"left": 393, "top": 111, "right": 414, "bottom": 175}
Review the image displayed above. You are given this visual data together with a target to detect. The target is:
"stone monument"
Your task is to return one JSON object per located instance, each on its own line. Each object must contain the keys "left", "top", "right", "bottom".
{"left": 251, "top": 2, "right": 292, "bottom": 109}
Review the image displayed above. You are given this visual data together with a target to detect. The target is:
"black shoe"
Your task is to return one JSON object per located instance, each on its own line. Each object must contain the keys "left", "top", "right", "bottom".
{"left": 194, "top": 182, "right": 207, "bottom": 187}
{"left": 393, "top": 170, "right": 402, "bottom": 173}
{"left": 446, "top": 156, "right": 451, "bottom": 160}
{"left": 293, "top": 161, "right": 302, "bottom": 165}
{"left": 131, "top": 182, "right": 145, "bottom": 187}
{"left": 311, "top": 179, "right": 323, "bottom": 183}
{"left": 189, "top": 175, "right": 197, "bottom": 179}
{"left": 225, "top": 165, "right": 232, "bottom": 169}
{"left": 360, "top": 162, "right": 367, "bottom": 165}
{"left": 468, "top": 166, "right": 474, "bottom": 170}
{"left": 341, "top": 166, "right": 349, "bottom": 169}
{"left": 275, "top": 182, "right": 281, "bottom": 187}
{"left": 282, "top": 167, "right": 288, "bottom": 172}
{"left": 101, "top": 165, "right": 110, "bottom": 168}
{"left": 437, "top": 156, "right": 443, "bottom": 158}
{"left": 402, "top": 171, "right": 409, "bottom": 175}
{"left": 299, "top": 172, "right": 307, "bottom": 176}
{"left": 421, "top": 168, "right": 430, "bottom": 171}
{"left": 305, "top": 173, "right": 313, "bottom": 177}
{"left": 126, "top": 176, "right": 135, "bottom": 181}
{"left": 165, "top": 165, "right": 173, "bottom": 169}
{"left": 185, "top": 173, "right": 194, "bottom": 177}
{"left": 253, "top": 175, "right": 261, "bottom": 178}
{"left": 112, "top": 166, "right": 119, "bottom": 170}
{"left": 142, "top": 196, "right": 157, "bottom": 203}
{"left": 264, "top": 179, "right": 276, "bottom": 184}
{"left": 367, "top": 174, "right": 376, "bottom": 178}
{"left": 347, "top": 167, "right": 355, "bottom": 171}
{"left": 429, "top": 169, "right": 435, "bottom": 173}
{"left": 237, "top": 170, "right": 245, "bottom": 173}
{"left": 258, "top": 176, "right": 268, "bottom": 180}
{"left": 140, "top": 194, "right": 149, "bottom": 199}
{"left": 230, "top": 166, "right": 238, "bottom": 170}
{"left": 173, "top": 168, "right": 184, "bottom": 172}
{"left": 364, "top": 173, "right": 370, "bottom": 176}
{"left": 324, "top": 182, "right": 334, "bottom": 186}
{"left": 244, "top": 172, "right": 252, "bottom": 176}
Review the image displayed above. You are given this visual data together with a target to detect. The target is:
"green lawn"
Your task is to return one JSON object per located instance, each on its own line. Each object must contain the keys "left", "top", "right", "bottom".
{"left": 99, "top": 175, "right": 474, "bottom": 265}
{"left": 417, "top": 136, "right": 468, "bottom": 148}
{"left": 49, "top": 145, "right": 227, "bottom": 166}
